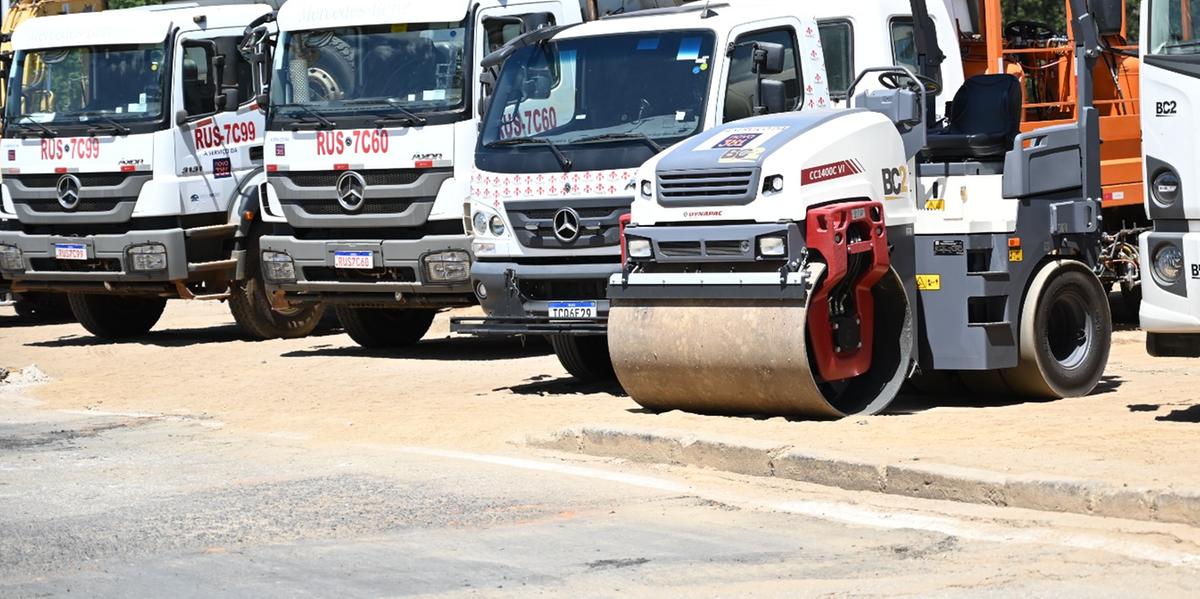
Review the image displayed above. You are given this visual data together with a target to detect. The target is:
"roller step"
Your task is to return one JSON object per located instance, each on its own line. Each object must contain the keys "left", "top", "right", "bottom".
{"left": 968, "top": 270, "right": 1010, "bottom": 278}
{"left": 968, "top": 320, "right": 1012, "bottom": 329}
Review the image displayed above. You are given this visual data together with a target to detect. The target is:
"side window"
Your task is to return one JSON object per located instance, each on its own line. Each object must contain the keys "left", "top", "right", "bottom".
{"left": 890, "top": 17, "right": 918, "bottom": 71}
{"left": 724, "top": 27, "right": 803, "bottom": 123}
{"left": 818, "top": 20, "right": 854, "bottom": 100}
{"left": 181, "top": 44, "right": 216, "bottom": 117}
{"left": 484, "top": 13, "right": 556, "bottom": 54}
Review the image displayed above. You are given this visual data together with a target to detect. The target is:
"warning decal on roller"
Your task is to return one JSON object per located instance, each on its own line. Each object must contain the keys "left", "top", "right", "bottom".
{"left": 916, "top": 274, "right": 941, "bottom": 291}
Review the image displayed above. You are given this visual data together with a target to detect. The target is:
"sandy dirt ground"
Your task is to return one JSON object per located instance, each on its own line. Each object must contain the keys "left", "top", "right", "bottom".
{"left": 1, "top": 301, "right": 1198, "bottom": 493}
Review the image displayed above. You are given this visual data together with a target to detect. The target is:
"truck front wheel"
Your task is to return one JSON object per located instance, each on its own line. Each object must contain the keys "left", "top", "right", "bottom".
{"left": 551, "top": 335, "right": 616, "bottom": 382}
{"left": 68, "top": 294, "right": 166, "bottom": 339}
{"left": 335, "top": 306, "right": 435, "bottom": 349}
{"left": 229, "top": 276, "right": 325, "bottom": 341}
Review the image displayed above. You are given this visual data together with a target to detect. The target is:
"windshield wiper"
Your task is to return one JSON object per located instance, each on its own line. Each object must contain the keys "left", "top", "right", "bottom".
{"left": 486, "top": 137, "right": 572, "bottom": 170}
{"left": 343, "top": 97, "right": 429, "bottom": 127}
{"left": 277, "top": 103, "right": 336, "bottom": 130}
{"left": 574, "top": 132, "right": 664, "bottom": 153}
{"left": 11, "top": 115, "right": 57, "bottom": 138}
{"left": 86, "top": 118, "right": 131, "bottom": 136}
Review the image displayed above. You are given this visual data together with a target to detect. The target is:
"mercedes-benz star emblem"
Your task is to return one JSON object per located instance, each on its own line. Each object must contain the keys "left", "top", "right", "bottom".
{"left": 56, "top": 174, "right": 82, "bottom": 210}
{"left": 335, "top": 171, "right": 367, "bottom": 212}
{"left": 553, "top": 207, "right": 581, "bottom": 244}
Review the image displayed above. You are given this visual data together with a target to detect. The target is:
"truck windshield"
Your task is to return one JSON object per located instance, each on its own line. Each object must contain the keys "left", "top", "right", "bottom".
{"left": 1149, "top": 0, "right": 1200, "bottom": 55}
{"left": 480, "top": 31, "right": 716, "bottom": 148}
{"left": 270, "top": 22, "right": 467, "bottom": 123}
{"left": 4, "top": 43, "right": 167, "bottom": 128}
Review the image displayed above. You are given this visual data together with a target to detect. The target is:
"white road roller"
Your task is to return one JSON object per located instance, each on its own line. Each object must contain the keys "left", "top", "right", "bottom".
{"left": 607, "top": 0, "right": 1113, "bottom": 418}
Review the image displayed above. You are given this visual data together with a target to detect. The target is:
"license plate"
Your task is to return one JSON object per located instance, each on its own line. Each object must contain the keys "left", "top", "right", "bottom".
{"left": 334, "top": 251, "right": 373, "bottom": 269}
{"left": 548, "top": 301, "right": 597, "bottom": 319}
{"left": 55, "top": 243, "right": 87, "bottom": 261}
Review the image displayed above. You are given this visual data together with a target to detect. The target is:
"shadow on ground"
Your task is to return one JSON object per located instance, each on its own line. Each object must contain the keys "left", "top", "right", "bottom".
{"left": 494, "top": 374, "right": 626, "bottom": 397}
{"left": 887, "top": 374, "right": 1125, "bottom": 415}
{"left": 282, "top": 336, "right": 553, "bottom": 362}
{"left": 1126, "top": 402, "right": 1200, "bottom": 423}
{"left": 26, "top": 324, "right": 344, "bottom": 349}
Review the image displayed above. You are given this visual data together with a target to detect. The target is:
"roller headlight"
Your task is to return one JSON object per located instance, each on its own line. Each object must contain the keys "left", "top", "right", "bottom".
{"left": 627, "top": 238, "right": 652, "bottom": 259}
{"left": 1152, "top": 170, "right": 1181, "bottom": 208}
{"left": 640, "top": 180, "right": 653, "bottom": 198}
{"left": 1153, "top": 244, "right": 1185, "bottom": 284}
{"left": 473, "top": 212, "right": 490, "bottom": 235}
{"left": 765, "top": 175, "right": 785, "bottom": 193}
{"left": 489, "top": 215, "right": 506, "bottom": 237}
{"left": 758, "top": 236, "right": 786, "bottom": 257}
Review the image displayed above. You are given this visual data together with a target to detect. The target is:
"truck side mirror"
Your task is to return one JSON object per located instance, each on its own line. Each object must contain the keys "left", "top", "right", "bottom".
{"left": 756, "top": 79, "right": 787, "bottom": 115}
{"left": 211, "top": 54, "right": 230, "bottom": 111}
{"left": 175, "top": 109, "right": 189, "bottom": 127}
{"left": 752, "top": 42, "right": 786, "bottom": 76}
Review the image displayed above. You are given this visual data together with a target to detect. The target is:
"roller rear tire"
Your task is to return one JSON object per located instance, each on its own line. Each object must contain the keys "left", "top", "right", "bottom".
{"left": 551, "top": 335, "right": 616, "bottom": 382}
{"left": 1002, "top": 263, "right": 1111, "bottom": 398}
{"left": 68, "top": 294, "right": 166, "bottom": 339}
{"left": 335, "top": 306, "right": 435, "bottom": 349}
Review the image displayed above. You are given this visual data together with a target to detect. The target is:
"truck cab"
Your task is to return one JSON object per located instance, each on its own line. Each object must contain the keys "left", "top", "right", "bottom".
{"left": 454, "top": 0, "right": 960, "bottom": 381}
{"left": 1139, "top": 0, "right": 1200, "bottom": 356}
{"left": 255, "top": 0, "right": 582, "bottom": 348}
{"left": 0, "top": 2, "right": 289, "bottom": 339}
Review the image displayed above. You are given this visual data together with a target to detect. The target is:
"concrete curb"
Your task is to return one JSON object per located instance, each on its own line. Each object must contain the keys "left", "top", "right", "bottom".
{"left": 528, "top": 426, "right": 1200, "bottom": 527}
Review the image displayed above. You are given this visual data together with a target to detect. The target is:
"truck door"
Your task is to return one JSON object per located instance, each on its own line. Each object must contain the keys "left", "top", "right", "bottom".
{"left": 173, "top": 31, "right": 265, "bottom": 215}
{"left": 717, "top": 18, "right": 830, "bottom": 125}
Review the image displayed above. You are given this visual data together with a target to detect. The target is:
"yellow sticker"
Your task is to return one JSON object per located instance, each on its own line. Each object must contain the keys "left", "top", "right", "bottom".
{"left": 1009, "top": 249, "right": 1024, "bottom": 263}
{"left": 923, "top": 199, "right": 945, "bottom": 211}
{"left": 916, "top": 274, "right": 941, "bottom": 291}
{"left": 391, "top": 24, "right": 409, "bottom": 33}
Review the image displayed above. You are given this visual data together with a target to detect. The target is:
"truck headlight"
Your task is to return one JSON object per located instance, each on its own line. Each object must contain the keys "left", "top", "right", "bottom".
{"left": 489, "top": 215, "right": 506, "bottom": 237}
{"left": 0, "top": 244, "right": 23, "bottom": 271}
{"left": 127, "top": 243, "right": 168, "bottom": 272}
{"left": 473, "top": 212, "right": 490, "bottom": 235}
{"left": 1152, "top": 244, "right": 1185, "bottom": 285}
{"left": 472, "top": 241, "right": 497, "bottom": 256}
{"left": 424, "top": 250, "right": 470, "bottom": 283}
{"left": 758, "top": 236, "right": 786, "bottom": 257}
{"left": 261, "top": 250, "right": 297, "bottom": 282}
{"left": 1152, "top": 170, "right": 1181, "bottom": 208}
{"left": 640, "top": 180, "right": 653, "bottom": 198}
{"left": 627, "top": 238, "right": 652, "bottom": 259}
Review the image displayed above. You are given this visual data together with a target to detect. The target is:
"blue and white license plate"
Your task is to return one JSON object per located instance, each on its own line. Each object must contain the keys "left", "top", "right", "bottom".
{"left": 548, "top": 301, "right": 597, "bottom": 319}
{"left": 54, "top": 243, "right": 87, "bottom": 261}
{"left": 333, "top": 251, "right": 373, "bottom": 269}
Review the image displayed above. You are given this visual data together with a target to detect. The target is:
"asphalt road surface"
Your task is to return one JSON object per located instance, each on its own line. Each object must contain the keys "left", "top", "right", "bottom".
{"left": 2, "top": 395, "right": 1199, "bottom": 598}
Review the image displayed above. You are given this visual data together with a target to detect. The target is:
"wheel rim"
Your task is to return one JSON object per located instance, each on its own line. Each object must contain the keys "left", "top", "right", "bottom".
{"left": 1046, "top": 289, "right": 1093, "bottom": 370}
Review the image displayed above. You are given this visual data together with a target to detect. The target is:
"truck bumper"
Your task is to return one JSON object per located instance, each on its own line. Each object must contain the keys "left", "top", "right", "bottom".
{"left": 450, "top": 259, "right": 620, "bottom": 336}
{"left": 258, "top": 233, "right": 476, "bottom": 307}
{"left": 1139, "top": 230, "right": 1200, "bottom": 357}
{"left": 0, "top": 227, "right": 230, "bottom": 293}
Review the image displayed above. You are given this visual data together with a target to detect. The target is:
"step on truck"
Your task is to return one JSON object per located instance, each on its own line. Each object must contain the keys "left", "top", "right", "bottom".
{"left": 607, "top": 0, "right": 1113, "bottom": 418}
{"left": 253, "top": 0, "right": 583, "bottom": 348}
{"left": 0, "top": 0, "right": 324, "bottom": 339}
{"left": 1138, "top": 0, "right": 1200, "bottom": 357}
{"left": 452, "top": 0, "right": 964, "bottom": 381}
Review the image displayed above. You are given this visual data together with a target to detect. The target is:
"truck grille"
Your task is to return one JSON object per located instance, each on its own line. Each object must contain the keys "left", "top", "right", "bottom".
{"left": 656, "top": 168, "right": 759, "bottom": 206}
{"left": 29, "top": 258, "right": 122, "bottom": 273}
{"left": 505, "top": 198, "right": 631, "bottom": 250}
{"left": 15, "top": 198, "right": 124, "bottom": 213}
{"left": 13, "top": 173, "right": 133, "bottom": 188}
{"left": 276, "top": 169, "right": 446, "bottom": 188}
{"left": 279, "top": 197, "right": 418, "bottom": 216}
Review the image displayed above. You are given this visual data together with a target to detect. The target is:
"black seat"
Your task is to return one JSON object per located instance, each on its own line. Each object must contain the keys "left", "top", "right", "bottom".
{"left": 923, "top": 74, "right": 1022, "bottom": 162}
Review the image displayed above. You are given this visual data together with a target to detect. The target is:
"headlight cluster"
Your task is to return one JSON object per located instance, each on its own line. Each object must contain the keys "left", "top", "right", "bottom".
{"left": 424, "top": 250, "right": 470, "bottom": 283}
{"left": 472, "top": 211, "right": 507, "bottom": 237}
{"left": 0, "top": 244, "right": 23, "bottom": 271}
{"left": 261, "top": 250, "right": 297, "bottom": 282}
{"left": 1152, "top": 243, "right": 1185, "bottom": 285}
{"left": 127, "top": 243, "right": 168, "bottom": 272}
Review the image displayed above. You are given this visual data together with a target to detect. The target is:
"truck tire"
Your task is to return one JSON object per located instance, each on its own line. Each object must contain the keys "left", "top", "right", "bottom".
{"left": 335, "top": 306, "right": 435, "bottom": 349}
{"left": 229, "top": 276, "right": 325, "bottom": 341}
{"left": 1002, "top": 262, "right": 1111, "bottom": 398}
{"left": 68, "top": 294, "right": 166, "bottom": 339}
{"left": 13, "top": 293, "right": 71, "bottom": 322}
{"left": 551, "top": 335, "right": 616, "bottom": 382}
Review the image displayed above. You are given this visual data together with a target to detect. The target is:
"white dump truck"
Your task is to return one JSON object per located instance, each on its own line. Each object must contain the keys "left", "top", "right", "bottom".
{"left": 0, "top": 0, "right": 317, "bottom": 338}
{"left": 452, "top": 0, "right": 964, "bottom": 380}
{"left": 607, "top": 0, "right": 1113, "bottom": 418}
{"left": 253, "top": 0, "right": 583, "bottom": 348}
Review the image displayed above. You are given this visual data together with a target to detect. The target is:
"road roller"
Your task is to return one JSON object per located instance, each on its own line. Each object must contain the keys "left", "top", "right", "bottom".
{"left": 607, "top": 0, "right": 1114, "bottom": 419}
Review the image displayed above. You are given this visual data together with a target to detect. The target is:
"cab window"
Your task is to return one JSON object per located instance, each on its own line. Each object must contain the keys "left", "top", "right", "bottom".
{"left": 819, "top": 20, "right": 854, "bottom": 100}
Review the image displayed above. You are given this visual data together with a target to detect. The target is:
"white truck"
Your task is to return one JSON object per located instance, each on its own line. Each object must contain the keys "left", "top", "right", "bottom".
{"left": 452, "top": 0, "right": 963, "bottom": 380}
{"left": 253, "top": 0, "right": 583, "bottom": 348}
{"left": 0, "top": 0, "right": 316, "bottom": 339}
{"left": 1138, "top": 0, "right": 1200, "bottom": 357}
